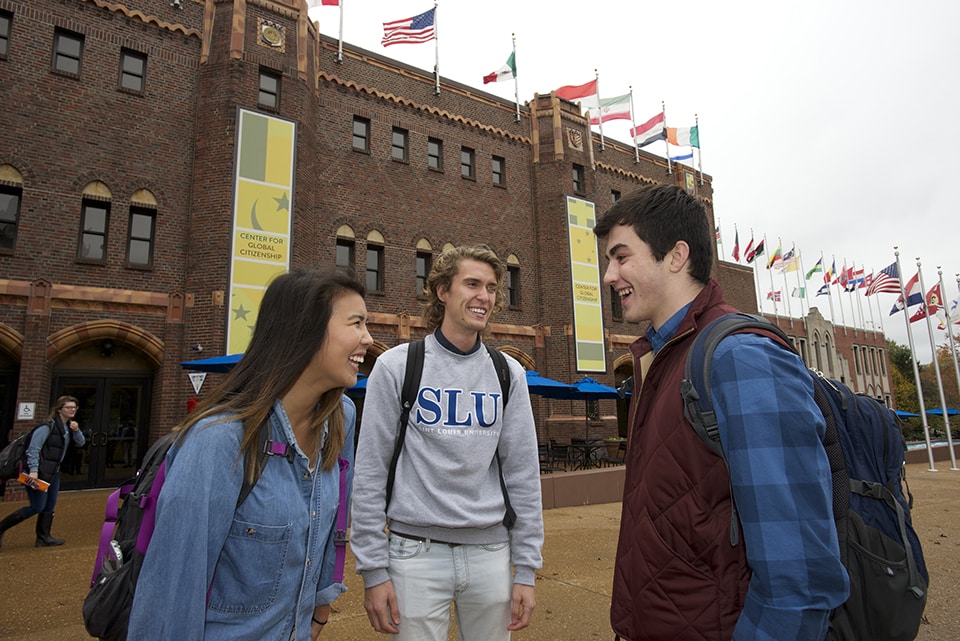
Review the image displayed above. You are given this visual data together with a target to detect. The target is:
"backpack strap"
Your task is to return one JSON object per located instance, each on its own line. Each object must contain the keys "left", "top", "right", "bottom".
{"left": 385, "top": 339, "right": 425, "bottom": 512}
{"left": 485, "top": 345, "right": 516, "bottom": 529}
{"left": 680, "top": 313, "right": 795, "bottom": 545}
{"left": 333, "top": 455, "right": 350, "bottom": 583}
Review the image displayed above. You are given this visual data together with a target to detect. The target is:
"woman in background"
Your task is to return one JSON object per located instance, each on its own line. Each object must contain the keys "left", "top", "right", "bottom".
{"left": 0, "top": 395, "right": 85, "bottom": 548}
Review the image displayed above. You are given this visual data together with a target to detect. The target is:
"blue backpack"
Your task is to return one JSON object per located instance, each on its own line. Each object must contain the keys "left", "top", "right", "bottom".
{"left": 680, "top": 313, "right": 927, "bottom": 641}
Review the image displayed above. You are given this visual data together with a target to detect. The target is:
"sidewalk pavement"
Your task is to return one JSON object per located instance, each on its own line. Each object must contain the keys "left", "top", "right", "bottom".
{"left": 1, "top": 462, "right": 957, "bottom": 641}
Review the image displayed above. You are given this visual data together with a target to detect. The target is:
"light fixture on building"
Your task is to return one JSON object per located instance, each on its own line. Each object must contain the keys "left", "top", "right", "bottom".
{"left": 100, "top": 339, "right": 115, "bottom": 358}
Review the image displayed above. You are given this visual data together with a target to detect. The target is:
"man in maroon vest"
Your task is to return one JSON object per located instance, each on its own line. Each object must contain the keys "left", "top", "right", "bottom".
{"left": 594, "top": 185, "right": 848, "bottom": 641}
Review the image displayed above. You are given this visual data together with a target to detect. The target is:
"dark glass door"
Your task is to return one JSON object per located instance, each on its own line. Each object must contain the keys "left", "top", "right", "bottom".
{"left": 56, "top": 376, "right": 151, "bottom": 489}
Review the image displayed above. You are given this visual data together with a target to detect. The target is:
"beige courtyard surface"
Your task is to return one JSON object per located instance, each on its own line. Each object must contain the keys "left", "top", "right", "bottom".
{"left": 1, "top": 461, "right": 957, "bottom": 641}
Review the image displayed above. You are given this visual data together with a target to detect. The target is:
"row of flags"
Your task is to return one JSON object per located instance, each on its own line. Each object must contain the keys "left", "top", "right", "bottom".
{"left": 715, "top": 227, "right": 960, "bottom": 332}
{"left": 308, "top": 2, "right": 697, "bottom": 167}
{"left": 553, "top": 78, "right": 702, "bottom": 170}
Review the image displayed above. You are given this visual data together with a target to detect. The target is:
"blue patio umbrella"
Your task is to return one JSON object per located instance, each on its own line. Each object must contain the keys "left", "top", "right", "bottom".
{"left": 525, "top": 371, "right": 578, "bottom": 399}
{"left": 895, "top": 409, "right": 921, "bottom": 418}
{"left": 180, "top": 353, "right": 243, "bottom": 373}
{"left": 564, "top": 377, "right": 621, "bottom": 400}
{"left": 925, "top": 407, "right": 960, "bottom": 416}
{"left": 562, "top": 377, "right": 623, "bottom": 440}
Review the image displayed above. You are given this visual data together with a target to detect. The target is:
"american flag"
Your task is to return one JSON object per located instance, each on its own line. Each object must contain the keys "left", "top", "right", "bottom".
{"left": 865, "top": 262, "right": 901, "bottom": 296}
{"left": 382, "top": 8, "right": 436, "bottom": 47}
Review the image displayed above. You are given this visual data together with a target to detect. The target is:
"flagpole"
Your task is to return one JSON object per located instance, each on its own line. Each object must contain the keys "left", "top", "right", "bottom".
{"left": 433, "top": 2, "right": 440, "bottom": 95}
{"left": 939, "top": 267, "right": 960, "bottom": 466}
{"left": 873, "top": 289, "right": 886, "bottom": 335}
{"left": 825, "top": 255, "right": 837, "bottom": 326}
{"left": 896, "top": 249, "right": 936, "bottom": 470}
{"left": 864, "top": 269, "right": 877, "bottom": 334}
{"left": 780, "top": 245, "right": 792, "bottom": 319}
{"left": 695, "top": 112, "right": 703, "bottom": 185}
{"left": 511, "top": 33, "right": 519, "bottom": 122}
{"left": 595, "top": 69, "right": 605, "bottom": 152}
{"left": 917, "top": 261, "right": 958, "bottom": 469}
{"left": 836, "top": 259, "right": 848, "bottom": 333}
{"left": 716, "top": 219, "right": 724, "bottom": 261}
{"left": 663, "top": 101, "right": 671, "bottom": 175}
{"left": 629, "top": 87, "right": 639, "bottom": 163}
{"left": 752, "top": 231, "right": 763, "bottom": 312}
{"left": 854, "top": 264, "right": 868, "bottom": 335}
{"left": 336, "top": 0, "right": 344, "bottom": 62}
{"left": 768, "top": 240, "right": 779, "bottom": 319}
{"left": 796, "top": 249, "right": 808, "bottom": 317}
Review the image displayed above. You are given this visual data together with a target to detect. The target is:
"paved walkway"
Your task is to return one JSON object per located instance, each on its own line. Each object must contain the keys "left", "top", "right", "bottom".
{"left": 1, "top": 462, "right": 957, "bottom": 640}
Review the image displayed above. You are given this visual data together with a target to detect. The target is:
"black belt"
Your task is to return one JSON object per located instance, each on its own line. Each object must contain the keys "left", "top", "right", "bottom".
{"left": 391, "top": 531, "right": 461, "bottom": 547}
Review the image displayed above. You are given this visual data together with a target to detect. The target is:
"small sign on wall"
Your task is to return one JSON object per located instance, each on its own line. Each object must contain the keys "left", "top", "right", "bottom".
{"left": 17, "top": 402, "right": 36, "bottom": 421}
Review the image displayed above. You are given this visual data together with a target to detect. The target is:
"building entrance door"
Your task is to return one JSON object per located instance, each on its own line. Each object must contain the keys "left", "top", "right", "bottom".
{"left": 55, "top": 377, "right": 151, "bottom": 490}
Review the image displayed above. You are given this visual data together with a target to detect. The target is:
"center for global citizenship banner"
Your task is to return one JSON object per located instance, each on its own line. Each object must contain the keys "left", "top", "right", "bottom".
{"left": 226, "top": 108, "right": 295, "bottom": 353}
{"left": 566, "top": 196, "right": 606, "bottom": 372}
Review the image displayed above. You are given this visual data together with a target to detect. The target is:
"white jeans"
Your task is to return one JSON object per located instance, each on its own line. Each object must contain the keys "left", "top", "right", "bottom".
{"left": 387, "top": 533, "right": 513, "bottom": 641}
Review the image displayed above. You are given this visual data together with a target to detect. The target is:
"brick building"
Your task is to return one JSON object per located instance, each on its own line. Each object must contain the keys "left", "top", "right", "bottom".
{"left": 0, "top": 0, "right": 889, "bottom": 495}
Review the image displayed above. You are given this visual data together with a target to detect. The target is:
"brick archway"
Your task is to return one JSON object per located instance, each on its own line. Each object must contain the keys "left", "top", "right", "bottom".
{"left": 46, "top": 320, "right": 164, "bottom": 366}
{"left": 0, "top": 323, "right": 24, "bottom": 361}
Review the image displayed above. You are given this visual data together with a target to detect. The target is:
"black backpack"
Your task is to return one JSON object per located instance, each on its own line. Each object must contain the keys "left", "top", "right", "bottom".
{"left": 0, "top": 420, "right": 53, "bottom": 482}
{"left": 680, "top": 313, "right": 927, "bottom": 641}
{"left": 83, "top": 419, "right": 350, "bottom": 641}
{"left": 384, "top": 339, "right": 516, "bottom": 529}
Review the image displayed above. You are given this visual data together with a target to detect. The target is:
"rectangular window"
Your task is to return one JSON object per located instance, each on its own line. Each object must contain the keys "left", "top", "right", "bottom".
{"left": 572, "top": 164, "right": 585, "bottom": 194}
{"left": 427, "top": 137, "right": 443, "bottom": 170}
{"left": 611, "top": 189, "right": 621, "bottom": 202}
{"left": 120, "top": 49, "right": 147, "bottom": 93}
{"left": 391, "top": 127, "right": 408, "bottom": 162}
{"left": 335, "top": 238, "right": 355, "bottom": 271}
{"left": 610, "top": 285, "right": 622, "bottom": 320}
{"left": 865, "top": 347, "right": 872, "bottom": 375}
{"left": 878, "top": 349, "right": 886, "bottom": 376}
{"left": 461, "top": 147, "right": 476, "bottom": 179}
{"left": 507, "top": 265, "right": 520, "bottom": 307}
{"left": 0, "top": 186, "right": 21, "bottom": 252}
{"left": 0, "top": 11, "right": 12, "bottom": 58}
{"left": 853, "top": 346, "right": 861, "bottom": 375}
{"left": 366, "top": 245, "right": 384, "bottom": 292}
{"left": 258, "top": 69, "right": 281, "bottom": 110}
{"left": 79, "top": 200, "right": 109, "bottom": 262}
{"left": 127, "top": 207, "right": 155, "bottom": 266}
{"left": 352, "top": 117, "right": 370, "bottom": 152}
{"left": 54, "top": 29, "right": 83, "bottom": 76}
{"left": 416, "top": 251, "right": 432, "bottom": 296}
{"left": 492, "top": 155, "right": 506, "bottom": 186}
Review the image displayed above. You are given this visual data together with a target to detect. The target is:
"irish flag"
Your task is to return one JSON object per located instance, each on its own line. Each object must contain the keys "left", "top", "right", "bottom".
{"left": 589, "top": 93, "right": 631, "bottom": 125}
{"left": 666, "top": 125, "right": 699, "bottom": 148}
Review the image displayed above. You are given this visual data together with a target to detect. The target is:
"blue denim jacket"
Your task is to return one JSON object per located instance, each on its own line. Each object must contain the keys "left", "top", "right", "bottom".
{"left": 127, "top": 397, "right": 355, "bottom": 641}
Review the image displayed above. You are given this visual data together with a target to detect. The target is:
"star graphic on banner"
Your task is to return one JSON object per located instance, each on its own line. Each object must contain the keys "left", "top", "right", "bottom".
{"left": 274, "top": 191, "right": 289, "bottom": 211}
{"left": 233, "top": 304, "right": 250, "bottom": 321}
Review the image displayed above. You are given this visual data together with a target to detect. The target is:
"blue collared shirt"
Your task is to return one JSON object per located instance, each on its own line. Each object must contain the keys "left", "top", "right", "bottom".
{"left": 127, "top": 398, "right": 355, "bottom": 641}
{"left": 653, "top": 306, "right": 849, "bottom": 641}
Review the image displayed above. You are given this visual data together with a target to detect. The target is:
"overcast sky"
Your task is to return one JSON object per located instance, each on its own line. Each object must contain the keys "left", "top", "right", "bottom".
{"left": 309, "top": 0, "right": 960, "bottom": 363}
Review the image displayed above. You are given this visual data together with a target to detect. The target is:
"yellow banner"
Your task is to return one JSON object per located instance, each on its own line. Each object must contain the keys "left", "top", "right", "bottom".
{"left": 227, "top": 110, "right": 295, "bottom": 353}
{"left": 566, "top": 196, "right": 605, "bottom": 372}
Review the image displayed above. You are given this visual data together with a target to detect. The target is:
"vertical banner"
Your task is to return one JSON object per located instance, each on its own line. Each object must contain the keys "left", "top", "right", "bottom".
{"left": 565, "top": 196, "right": 606, "bottom": 372}
{"left": 227, "top": 109, "right": 296, "bottom": 353}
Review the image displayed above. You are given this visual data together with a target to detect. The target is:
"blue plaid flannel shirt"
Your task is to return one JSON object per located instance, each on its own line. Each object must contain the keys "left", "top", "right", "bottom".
{"left": 649, "top": 306, "right": 849, "bottom": 641}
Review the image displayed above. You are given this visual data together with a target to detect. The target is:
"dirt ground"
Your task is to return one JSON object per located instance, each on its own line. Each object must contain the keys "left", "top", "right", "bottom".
{"left": 1, "top": 461, "right": 956, "bottom": 641}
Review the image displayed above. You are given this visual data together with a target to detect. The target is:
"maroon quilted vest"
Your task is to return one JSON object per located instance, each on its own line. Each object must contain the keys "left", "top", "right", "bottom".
{"left": 611, "top": 280, "right": 750, "bottom": 641}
